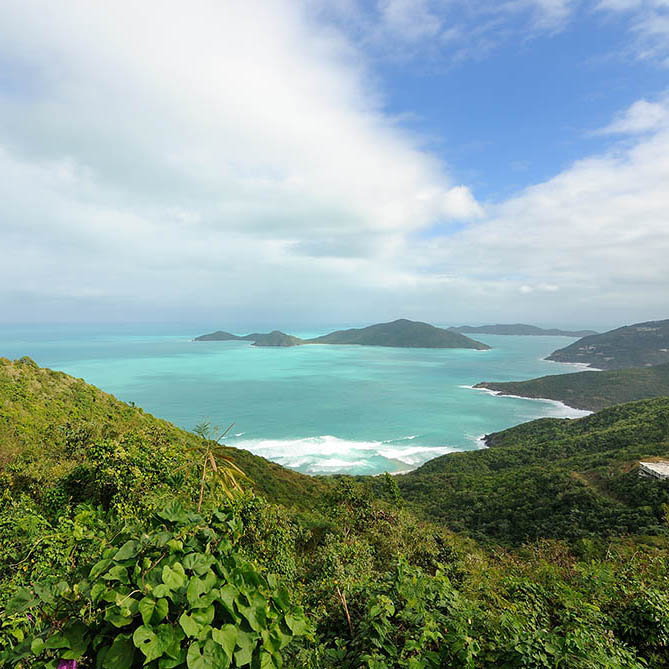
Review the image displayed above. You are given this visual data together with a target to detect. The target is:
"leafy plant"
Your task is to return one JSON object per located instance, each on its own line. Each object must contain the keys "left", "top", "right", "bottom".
{"left": 2, "top": 503, "right": 308, "bottom": 668}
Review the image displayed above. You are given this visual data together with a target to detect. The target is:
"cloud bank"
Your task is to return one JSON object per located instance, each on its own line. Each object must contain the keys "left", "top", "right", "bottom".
{"left": 0, "top": 1, "right": 667, "bottom": 327}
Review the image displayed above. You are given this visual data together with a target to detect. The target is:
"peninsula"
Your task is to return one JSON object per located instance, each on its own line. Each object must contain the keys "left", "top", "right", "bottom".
{"left": 195, "top": 318, "right": 490, "bottom": 350}
{"left": 474, "top": 362, "right": 669, "bottom": 411}
{"left": 453, "top": 324, "right": 598, "bottom": 337}
{"left": 546, "top": 318, "right": 669, "bottom": 370}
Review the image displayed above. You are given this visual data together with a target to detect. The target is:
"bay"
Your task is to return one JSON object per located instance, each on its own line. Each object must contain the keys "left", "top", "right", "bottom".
{"left": 0, "top": 323, "right": 590, "bottom": 475}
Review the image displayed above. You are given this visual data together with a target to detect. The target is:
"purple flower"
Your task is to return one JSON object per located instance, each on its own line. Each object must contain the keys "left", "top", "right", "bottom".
{"left": 57, "top": 661, "right": 77, "bottom": 669}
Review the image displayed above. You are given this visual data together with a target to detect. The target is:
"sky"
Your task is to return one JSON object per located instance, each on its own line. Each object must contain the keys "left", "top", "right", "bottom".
{"left": 0, "top": 0, "right": 668, "bottom": 330}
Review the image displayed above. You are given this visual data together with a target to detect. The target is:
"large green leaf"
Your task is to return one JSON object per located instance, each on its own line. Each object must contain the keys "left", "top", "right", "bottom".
{"left": 157, "top": 623, "right": 185, "bottom": 659}
{"left": 154, "top": 597, "right": 170, "bottom": 623}
{"left": 186, "top": 639, "right": 229, "bottom": 669}
{"left": 139, "top": 597, "right": 156, "bottom": 626}
{"left": 234, "top": 630, "right": 256, "bottom": 666}
{"left": 211, "top": 624, "right": 238, "bottom": 659}
{"left": 284, "top": 613, "right": 306, "bottom": 636}
{"left": 104, "top": 606, "right": 133, "bottom": 628}
{"left": 191, "top": 604, "right": 215, "bottom": 627}
{"left": 113, "top": 540, "right": 139, "bottom": 561}
{"left": 162, "top": 563, "right": 186, "bottom": 590}
{"left": 102, "top": 633, "right": 135, "bottom": 669}
{"left": 133, "top": 625, "right": 164, "bottom": 662}
{"left": 179, "top": 612, "right": 201, "bottom": 638}
{"left": 187, "top": 572, "right": 218, "bottom": 609}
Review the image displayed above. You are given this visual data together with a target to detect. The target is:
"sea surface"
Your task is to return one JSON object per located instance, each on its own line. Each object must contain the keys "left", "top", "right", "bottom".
{"left": 0, "top": 324, "right": 591, "bottom": 475}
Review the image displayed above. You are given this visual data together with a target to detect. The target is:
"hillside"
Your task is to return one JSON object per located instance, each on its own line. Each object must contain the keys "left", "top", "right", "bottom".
{"left": 474, "top": 363, "right": 669, "bottom": 411}
{"left": 3, "top": 359, "right": 669, "bottom": 667}
{"left": 454, "top": 323, "right": 598, "bottom": 337}
{"left": 307, "top": 318, "right": 490, "bottom": 349}
{"left": 0, "top": 356, "right": 327, "bottom": 509}
{"left": 546, "top": 318, "right": 669, "bottom": 369}
{"left": 193, "top": 330, "right": 244, "bottom": 341}
{"left": 394, "top": 398, "right": 669, "bottom": 544}
{"left": 251, "top": 330, "right": 305, "bottom": 347}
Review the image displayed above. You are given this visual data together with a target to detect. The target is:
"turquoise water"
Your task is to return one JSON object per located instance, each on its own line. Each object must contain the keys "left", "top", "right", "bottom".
{"left": 0, "top": 324, "right": 590, "bottom": 475}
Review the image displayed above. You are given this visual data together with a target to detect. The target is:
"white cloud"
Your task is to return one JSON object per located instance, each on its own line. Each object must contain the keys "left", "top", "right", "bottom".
{"left": 599, "top": 96, "right": 669, "bottom": 133}
{"left": 312, "top": 0, "right": 582, "bottom": 63}
{"left": 410, "top": 96, "right": 669, "bottom": 323}
{"left": 597, "top": 0, "right": 669, "bottom": 65}
{"left": 0, "top": 1, "right": 668, "bottom": 328}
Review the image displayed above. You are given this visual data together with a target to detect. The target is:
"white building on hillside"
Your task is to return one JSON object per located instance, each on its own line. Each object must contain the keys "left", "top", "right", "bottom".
{"left": 639, "top": 461, "right": 669, "bottom": 480}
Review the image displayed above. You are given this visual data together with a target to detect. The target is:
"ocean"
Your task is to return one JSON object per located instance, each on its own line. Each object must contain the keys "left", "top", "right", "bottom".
{"left": 0, "top": 324, "right": 590, "bottom": 475}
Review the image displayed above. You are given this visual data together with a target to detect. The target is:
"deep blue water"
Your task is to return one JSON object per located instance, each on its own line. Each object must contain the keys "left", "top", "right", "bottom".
{"left": 0, "top": 324, "right": 590, "bottom": 474}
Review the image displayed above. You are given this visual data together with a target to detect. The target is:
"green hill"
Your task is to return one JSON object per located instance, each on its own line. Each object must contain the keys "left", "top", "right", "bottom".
{"left": 454, "top": 323, "right": 597, "bottom": 337}
{"left": 3, "top": 359, "right": 669, "bottom": 667}
{"left": 193, "top": 330, "right": 244, "bottom": 341}
{"left": 307, "top": 318, "right": 490, "bottom": 349}
{"left": 474, "top": 363, "right": 669, "bottom": 411}
{"left": 394, "top": 398, "right": 669, "bottom": 544}
{"left": 251, "top": 331, "right": 305, "bottom": 347}
{"left": 547, "top": 318, "right": 669, "bottom": 369}
{"left": 0, "top": 356, "right": 326, "bottom": 510}
{"left": 194, "top": 330, "right": 305, "bottom": 346}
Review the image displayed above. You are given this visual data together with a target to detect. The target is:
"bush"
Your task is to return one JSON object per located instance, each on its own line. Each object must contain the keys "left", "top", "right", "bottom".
{"left": 1, "top": 502, "right": 308, "bottom": 668}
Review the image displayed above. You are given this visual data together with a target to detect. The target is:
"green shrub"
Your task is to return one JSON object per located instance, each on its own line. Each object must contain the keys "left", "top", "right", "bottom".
{"left": 1, "top": 502, "right": 308, "bottom": 668}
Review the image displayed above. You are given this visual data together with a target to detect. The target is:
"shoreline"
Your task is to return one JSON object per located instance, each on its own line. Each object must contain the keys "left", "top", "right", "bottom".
{"left": 542, "top": 357, "right": 603, "bottom": 372}
{"left": 464, "top": 383, "right": 592, "bottom": 417}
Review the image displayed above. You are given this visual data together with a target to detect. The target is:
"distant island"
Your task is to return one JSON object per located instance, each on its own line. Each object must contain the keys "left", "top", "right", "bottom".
{"left": 307, "top": 319, "right": 490, "bottom": 349}
{"left": 195, "top": 318, "right": 490, "bottom": 350}
{"left": 546, "top": 318, "right": 669, "bottom": 370}
{"left": 453, "top": 324, "right": 598, "bottom": 337}
{"left": 194, "top": 329, "right": 304, "bottom": 347}
{"left": 474, "top": 362, "right": 669, "bottom": 411}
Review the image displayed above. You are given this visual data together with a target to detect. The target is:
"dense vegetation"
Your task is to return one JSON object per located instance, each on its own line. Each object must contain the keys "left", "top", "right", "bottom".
{"left": 475, "top": 362, "right": 669, "bottom": 411}
{"left": 394, "top": 398, "right": 669, "bottom": 544}
{"left": 453, "top": 324, "right": 597, "bottom": 337}
{"left": 0, "top": 356, "right": 329, "bottom": 511}
{"left": 547, "top": 318, "right": 669, "bottom": 369}
{"left": 2, "top": 358, "right": 669, "bottom": 667}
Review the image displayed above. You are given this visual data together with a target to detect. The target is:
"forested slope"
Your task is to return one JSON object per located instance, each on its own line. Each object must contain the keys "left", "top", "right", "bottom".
{"left": 2, "top": 359, "right": 669, "bottom": 667}
{"left": 474, "top": 362, "right": 669, "bottom": 411}
{"left": 396, "top": 398, "right": 669, "bottom": 544}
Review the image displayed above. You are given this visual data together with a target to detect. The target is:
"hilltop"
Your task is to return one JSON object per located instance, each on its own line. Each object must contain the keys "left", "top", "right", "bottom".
{"left": 192, "top": 330, "right": 245, "bottom": 341}
{"left": 251, "top": 331, "right": 305, "bottom": 347}
{"left": 307, "top": 318, "right": 490, "bottom": 349}
{"left": 546, "top": 318, "right": 669, "bottom": 370}
{"left": 475, "top": 362, "right": 669, "bottom": 411}
{"left": 454, "top": 323, "right": 598, "bottom": 337}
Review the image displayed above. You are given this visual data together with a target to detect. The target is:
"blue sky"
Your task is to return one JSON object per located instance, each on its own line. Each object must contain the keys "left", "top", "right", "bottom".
{"left": 0, "top": 0, "right": 668, "bottom": 328}
{"left": 339, "top": 1, "right": 669, "bottom": 199}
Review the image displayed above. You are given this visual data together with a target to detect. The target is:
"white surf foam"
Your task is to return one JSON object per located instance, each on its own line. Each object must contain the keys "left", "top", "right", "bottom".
{"left": 542, "top": 358, "right": 603, "bottom": 372}
{"left": 231, "top": 434, "right": 459, "bottom": 474}
{"left": 376, "top": 444, "right": 456, "bottom": 464}
{"left": 460, "top": 384, "right": 591, "bottom": 418}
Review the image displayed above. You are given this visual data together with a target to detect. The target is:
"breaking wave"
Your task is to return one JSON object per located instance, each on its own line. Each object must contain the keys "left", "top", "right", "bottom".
{"left": 229, "top": 434, "right": 459, "bottom": 475}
